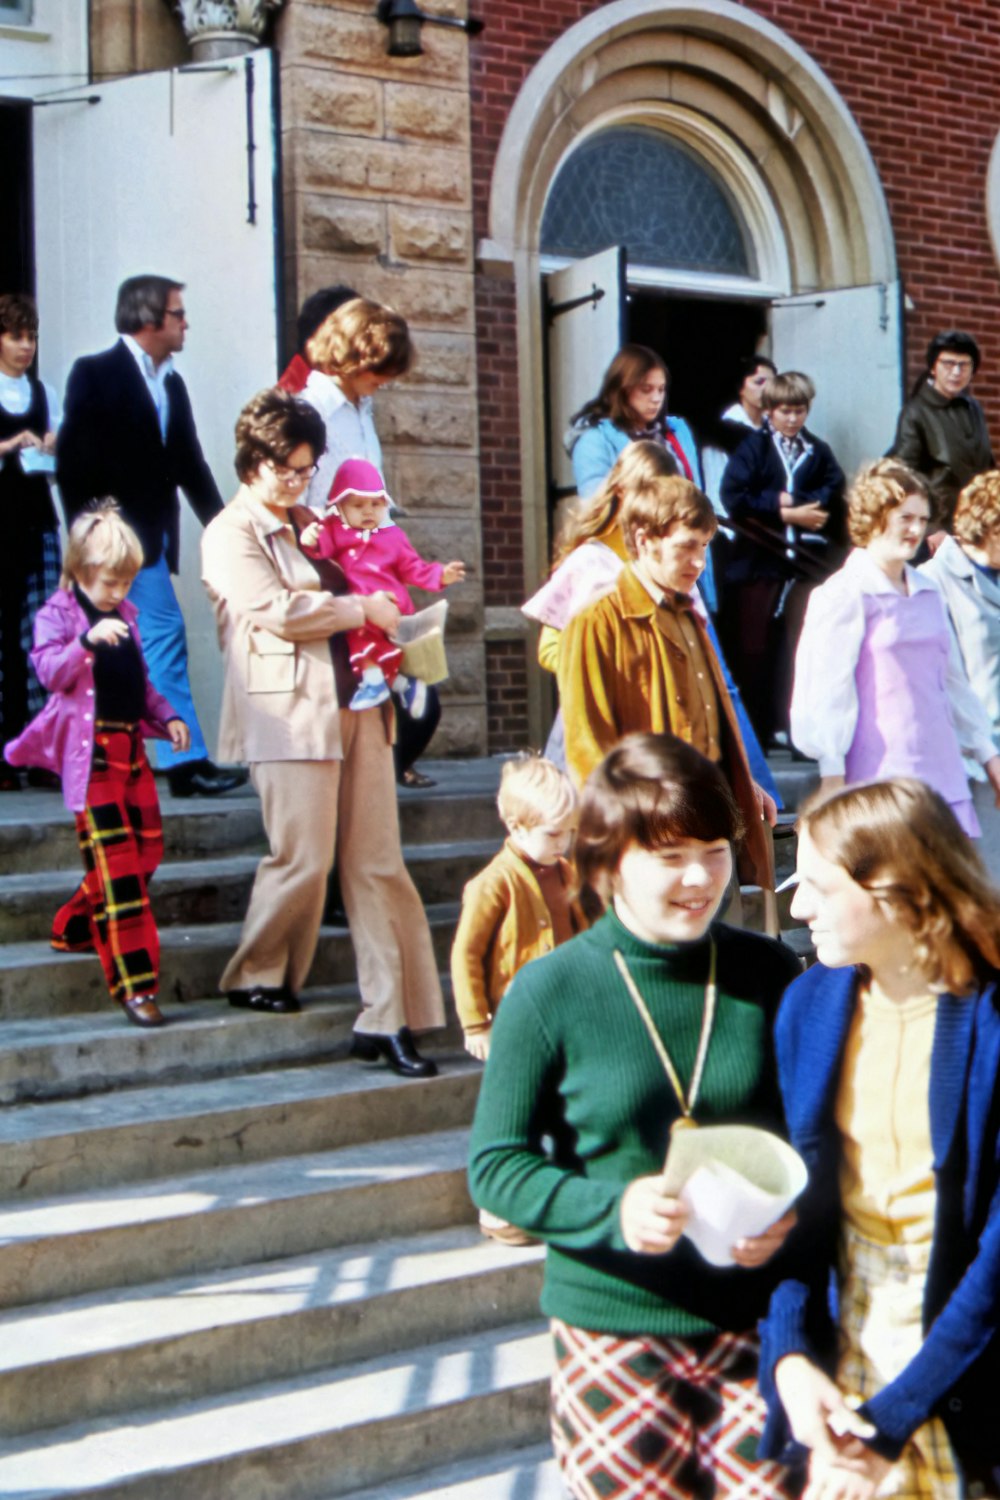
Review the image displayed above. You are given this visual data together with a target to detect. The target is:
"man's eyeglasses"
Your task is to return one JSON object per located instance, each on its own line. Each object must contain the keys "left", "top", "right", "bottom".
{"left": 265, "top": 459, "right": 319, "bottom": 486}
{"left": 164, "top": 308, "right": 187, "bottom": 321}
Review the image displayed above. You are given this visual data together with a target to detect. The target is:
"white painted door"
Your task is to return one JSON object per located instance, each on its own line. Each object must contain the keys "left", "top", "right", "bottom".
{"left": 544, "top": 245, "right": 626, "bottom": 497}
{"left": 31, "top": 50, "right": 280, "bottom": 756}
{"left": 770, "top": 281, "right": 903, "bottom": 478}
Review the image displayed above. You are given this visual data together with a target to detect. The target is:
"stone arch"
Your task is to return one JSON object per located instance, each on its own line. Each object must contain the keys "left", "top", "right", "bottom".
{"left": 481, "top": 2, "right": 898, "bottom": 746}
{"left": 484, "top": 0, "right": 896, "bottom": 291}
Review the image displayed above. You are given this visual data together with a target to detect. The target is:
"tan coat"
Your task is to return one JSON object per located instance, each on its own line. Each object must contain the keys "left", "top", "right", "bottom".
{"left": 558, "top": 564, "right": 773, "bottom": 890}
{"left": 450, "top": 840, "right": 587, "bottom": 1032}
{"left": 201, "top": 488, "right": 375, "bottom": 763}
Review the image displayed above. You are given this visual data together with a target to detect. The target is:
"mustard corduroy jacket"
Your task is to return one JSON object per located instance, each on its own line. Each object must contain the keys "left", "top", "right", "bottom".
{"left": 557, "top": 564, "right": 773, "bottom": 889}
{"left": 450, "top": 839, "right": 587, "bottom": 1032}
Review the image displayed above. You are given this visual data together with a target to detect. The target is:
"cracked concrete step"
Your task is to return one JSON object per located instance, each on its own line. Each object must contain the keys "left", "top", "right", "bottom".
{"left": 343, "top": 1444, "right": 562, "bottom": 1499}
{"left": 0, "top": 785, "right": 503, "bottom": 873}
{"left": 0, "top": 839, "right": 498, "bottom": 944}
{"left": 0, "top": 1320, "right": 551, "bottom": 1500}
{"left": 0, "top": 1127, "right": 476, "bottom": 1309}
{"left": 0, "top": 1223, "right": 544, "bottom": 1436}
{"left": 0, "top": 983, "right": 462, "bottom": 1105}
{"left": 0, "top": 1053, "right": 479, "bottom": 1201}
{"left": 0, "top": 904, "right": 460, "bottom": 1018}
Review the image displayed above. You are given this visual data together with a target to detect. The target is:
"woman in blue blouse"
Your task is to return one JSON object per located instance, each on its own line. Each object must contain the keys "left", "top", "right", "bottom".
{"left": 761, "top": 777, "right": 1000, "bottom": 1499}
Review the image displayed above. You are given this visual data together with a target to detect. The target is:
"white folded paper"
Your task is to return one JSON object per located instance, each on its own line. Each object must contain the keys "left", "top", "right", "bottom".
{"left": 663, "top": 1124, "right": 808, "bottom": 1268}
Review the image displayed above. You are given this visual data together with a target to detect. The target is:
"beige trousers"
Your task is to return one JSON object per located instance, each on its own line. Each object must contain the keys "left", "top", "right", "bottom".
{"left": 220, "top": 708, "right": 445, "bottom": 1034}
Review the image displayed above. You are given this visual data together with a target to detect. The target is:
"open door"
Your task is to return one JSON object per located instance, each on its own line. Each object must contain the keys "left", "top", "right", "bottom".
{"left": 544, "top": 245, "right": 626, "bottom": 501}
{"left": 770, "top": 281, "right": 903, "bottom": 476}
{"left": 31, "top": 50, "right": 281, "bottom": 757}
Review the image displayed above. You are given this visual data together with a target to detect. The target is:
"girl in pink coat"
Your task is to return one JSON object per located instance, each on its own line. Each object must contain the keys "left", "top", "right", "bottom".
{"left": 4, "top": 503, "right": 188, "bottom": 1028}
{"left": 300, "top": 458, "right": 465, "bottom": 715}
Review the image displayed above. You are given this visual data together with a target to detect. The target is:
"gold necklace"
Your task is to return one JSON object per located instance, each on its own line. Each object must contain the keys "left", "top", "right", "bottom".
{"left": 613, "top": 942, "right": 717, "bottom": 1133}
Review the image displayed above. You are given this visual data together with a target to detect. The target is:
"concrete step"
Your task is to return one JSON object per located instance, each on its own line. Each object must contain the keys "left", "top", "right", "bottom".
{"left": 0, "top": 983, "right": 465, "bottom": 1104}
{"left": 770, "top": 751, "right": 819, "bottom": 813}
{"left": 0, "top": 1126, "right": 477, "bottom": 1309}
{"left": 0, "top": 780, "right": 504, "bottom": 873}
{"left": 0, "top": 837, "right": 496, "bottom": 944}
{"left": 345, "top": 1444, "right": 562, "bottom": 1500}
{"left": 0, "top": 903, "right": 460, "bottom": 1018}
{"left": 0, "top": 1053, "right": 479, "bottom": 1201}
{"left": 0, "top": 1320, "right": 551, "bottom": 1499}
{"left": 0, "top": 1224, "right": 545, "bottom": 1436}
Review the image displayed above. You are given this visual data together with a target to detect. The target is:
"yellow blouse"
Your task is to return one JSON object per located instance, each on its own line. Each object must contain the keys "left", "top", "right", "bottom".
{"left": 834, "top": 984, "right": 938, "bottom": 1245}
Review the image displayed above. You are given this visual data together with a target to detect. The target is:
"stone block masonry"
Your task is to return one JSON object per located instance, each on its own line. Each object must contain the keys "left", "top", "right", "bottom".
{"left": 277, "top": 0, "right": 485, "bottom": 757}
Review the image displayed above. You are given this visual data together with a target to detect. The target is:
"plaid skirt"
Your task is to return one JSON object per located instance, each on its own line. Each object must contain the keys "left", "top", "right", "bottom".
{"left": 838, "top": 1226, "right": 961, "bottom": 1500}
{"left": 551, "top": 1319, "right": 805, "bottom": 1499}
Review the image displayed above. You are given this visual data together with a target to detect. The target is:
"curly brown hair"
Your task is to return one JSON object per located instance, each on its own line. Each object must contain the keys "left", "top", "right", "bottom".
{"left": 306, "top": 297, "right": 413, "bottom": 381}
{"left": 233, "top": 388, "right": 327, "bottom": 482}
{"left": 847, "top": 457, "right": 934, "bottom": 548}
{"left": 953, "top": 471, "right": 1000, "bottom": 548}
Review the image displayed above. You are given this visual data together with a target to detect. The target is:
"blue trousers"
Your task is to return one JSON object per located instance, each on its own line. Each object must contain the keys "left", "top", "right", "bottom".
{"left": 128, "top": 555, "right": 208, "bottom": 767}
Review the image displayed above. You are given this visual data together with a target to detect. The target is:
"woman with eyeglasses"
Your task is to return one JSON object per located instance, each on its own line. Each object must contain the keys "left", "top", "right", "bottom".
{"left": 889, "top": 330, "right": 994, "bottom": 533}
{"left": 200, "top": 388, "right": 444, "bottom": 1074}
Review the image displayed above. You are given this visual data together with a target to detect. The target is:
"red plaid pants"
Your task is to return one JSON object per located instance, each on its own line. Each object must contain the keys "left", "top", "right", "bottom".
{"left": 53, "top": 723, "right": 164, "bottom": 1004}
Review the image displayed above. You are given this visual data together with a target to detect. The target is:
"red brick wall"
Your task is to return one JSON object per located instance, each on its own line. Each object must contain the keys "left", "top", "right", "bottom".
{"left": 485, "top": 639, "right": 531, "bottom": 748}
{"left": 469, "top": 0, "right": 1000, "bottom": 744}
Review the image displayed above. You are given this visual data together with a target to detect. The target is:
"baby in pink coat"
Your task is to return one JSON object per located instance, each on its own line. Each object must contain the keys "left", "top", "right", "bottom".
{"left": 300, "top": 458, "right": 465, "bottom": 714}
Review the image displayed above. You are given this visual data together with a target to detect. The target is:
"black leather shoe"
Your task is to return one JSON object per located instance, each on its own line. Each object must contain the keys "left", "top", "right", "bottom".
{"left": 168, "top": 760, "right": 249, "bottom": 798}
{"left": 350, "top": 1026, "right": 438, "bottom": 1078}
{"left": 226, "top": 985, "right": 301, "bottom": 1015}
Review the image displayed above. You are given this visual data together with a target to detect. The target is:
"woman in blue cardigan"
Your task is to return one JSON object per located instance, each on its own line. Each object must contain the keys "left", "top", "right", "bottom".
{"left": 760, "top": 778, "right": 1000, "bottom": 1498}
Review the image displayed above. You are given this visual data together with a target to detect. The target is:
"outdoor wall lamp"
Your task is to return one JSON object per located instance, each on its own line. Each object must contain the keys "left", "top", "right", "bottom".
{"left": 375, "top": 0, "right": 483, "bottom": 58}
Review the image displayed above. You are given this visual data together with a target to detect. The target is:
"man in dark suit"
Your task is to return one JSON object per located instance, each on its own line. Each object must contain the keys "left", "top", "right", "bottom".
{"left": 58, "top": 274, "right": 245, "bottom": 796}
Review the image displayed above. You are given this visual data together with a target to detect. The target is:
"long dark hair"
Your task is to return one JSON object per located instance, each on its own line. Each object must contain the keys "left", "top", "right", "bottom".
{"left": 571, "top": 344, "right": 668, "bottom": 432}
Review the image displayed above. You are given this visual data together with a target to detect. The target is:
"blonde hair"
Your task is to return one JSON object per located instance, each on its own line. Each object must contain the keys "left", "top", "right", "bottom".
{"left": 953, "top": 471, "right": 1000, "bottom": 548}
{"left": 620, "top": 475, "right": 717, "bottom": 560}
{"left": 60, "top": 500, "right": 144, "bottom": 589}
{"left": 799, "top": 778, "right": 1000, "bottom": 996}
{"left": 306, "top": 297, "right": 413, "bottom": 381}
{"left": 847, "top": 457, "right": 933, "bottom": 547}
{"left": 497, "top": 755, "right": 578, "bottom": 833}
{"left": 555, "top": 440, "right": 678, "bottom": 566}
{"left": 762, "top": 370, "right": 815, "bottom": 410}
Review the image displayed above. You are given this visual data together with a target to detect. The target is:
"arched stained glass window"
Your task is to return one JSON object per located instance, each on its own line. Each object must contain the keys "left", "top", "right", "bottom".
{"left": 540, "top": 127, "right": 752, "bottom": 276}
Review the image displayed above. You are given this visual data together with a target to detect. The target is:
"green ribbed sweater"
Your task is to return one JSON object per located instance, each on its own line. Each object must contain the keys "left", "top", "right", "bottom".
{"left": 468, "top": 908, "right": 801, "bottom": 1336}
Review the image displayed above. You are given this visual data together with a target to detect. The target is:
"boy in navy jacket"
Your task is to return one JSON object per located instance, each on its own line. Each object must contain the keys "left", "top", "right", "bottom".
{"left": 719, "top": 371, "right": 845, "bottom": 746}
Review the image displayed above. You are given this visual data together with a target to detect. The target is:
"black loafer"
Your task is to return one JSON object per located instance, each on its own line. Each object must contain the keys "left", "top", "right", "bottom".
{"left": 168, "top": 760, "right": 249, "bottom": 798}
{"left": 226, "top": 985, "right": 301, "bottom": 1014}
{"left": 350, "top": 1026, "right": 438, "bottom": 1078}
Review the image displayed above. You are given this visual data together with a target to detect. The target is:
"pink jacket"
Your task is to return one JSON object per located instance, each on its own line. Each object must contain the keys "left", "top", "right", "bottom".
{"left": 304, "top": 517, "right": 444, "bottom": 615}
{"left": 4, "top": 589, "right": 178, "bottom": 812}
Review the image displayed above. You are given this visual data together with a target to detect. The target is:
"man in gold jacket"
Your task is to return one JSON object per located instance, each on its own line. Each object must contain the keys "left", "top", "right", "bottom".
{"left": 558, "top": 474, "right": 776, "bottom": 890}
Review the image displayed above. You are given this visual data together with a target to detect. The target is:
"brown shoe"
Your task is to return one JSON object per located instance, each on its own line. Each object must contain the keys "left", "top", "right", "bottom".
{"left": 478, "top": 1208, "right": 537, "bottom": 1247}
{"left": 120, "top": 995, "right": 166, "bottom": 1028}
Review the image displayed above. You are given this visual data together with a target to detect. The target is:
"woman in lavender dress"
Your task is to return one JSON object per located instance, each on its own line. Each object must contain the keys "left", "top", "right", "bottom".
{"left": 790, "top": 458, "right": 1000, "bottom": 833}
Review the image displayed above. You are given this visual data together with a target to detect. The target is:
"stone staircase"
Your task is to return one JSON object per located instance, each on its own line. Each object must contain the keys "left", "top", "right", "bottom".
{"left": 0, "top": 752, "right": 815, "bottom": 1497}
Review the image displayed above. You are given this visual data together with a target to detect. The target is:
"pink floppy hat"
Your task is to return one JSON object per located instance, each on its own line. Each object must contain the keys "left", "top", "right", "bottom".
{"left": 327, "top": 457, "right": 391, "bottom": 511}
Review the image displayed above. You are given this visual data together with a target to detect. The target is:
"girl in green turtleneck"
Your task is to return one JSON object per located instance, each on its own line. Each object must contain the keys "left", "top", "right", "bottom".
{"left": 469, "top": 732, "right": 805, "bottom": 1500}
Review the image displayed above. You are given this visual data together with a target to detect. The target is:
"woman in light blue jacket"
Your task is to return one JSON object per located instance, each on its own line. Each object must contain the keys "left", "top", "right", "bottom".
{"left": 567, "top": 342, "right": 701, "bottom": 501}
{"left": 920, "top": 469, "right": 1000, "bottom": 876}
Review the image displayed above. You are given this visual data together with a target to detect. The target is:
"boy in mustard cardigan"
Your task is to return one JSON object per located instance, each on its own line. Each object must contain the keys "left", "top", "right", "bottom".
{"left": 451, "top": 756, "right": 586, "bottom": 1063}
